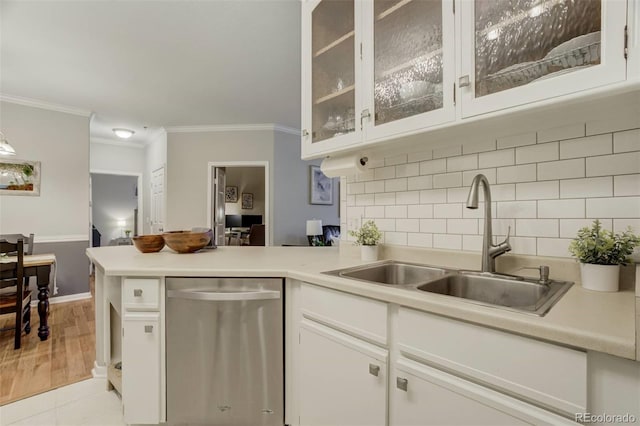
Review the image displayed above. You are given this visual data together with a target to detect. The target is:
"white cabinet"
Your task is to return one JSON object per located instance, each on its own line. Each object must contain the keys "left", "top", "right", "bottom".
{"left": 459, "top": 0, "right": 628, "bottom": 118}
{"left": 299, "top": 319, "right": 388, "bottom": 426}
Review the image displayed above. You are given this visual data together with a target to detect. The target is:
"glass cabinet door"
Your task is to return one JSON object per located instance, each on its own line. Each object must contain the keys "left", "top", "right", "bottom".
{"left": 310, "top": 0, "right": 357, "bottom": 144}
{"left": 373, "top": 0, "right": 444, "bottom": 125}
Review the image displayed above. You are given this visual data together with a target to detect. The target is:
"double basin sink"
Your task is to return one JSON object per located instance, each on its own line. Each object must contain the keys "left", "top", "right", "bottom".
{"left": 324, "top": 261, "right": 573, "bottom": 316}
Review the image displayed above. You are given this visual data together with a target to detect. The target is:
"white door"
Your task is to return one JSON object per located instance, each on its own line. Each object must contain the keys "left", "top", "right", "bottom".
{"left": 299, "top": 320, "right": 387, "bottom": 426}
{"left": 459, "top": 0, "right": 627, "bottom": 117}
{"left": 212, "top": 167, "right": 226, "bottom": 246}
{"left": 150, "top": 167, "right": 165, "bottom": 233}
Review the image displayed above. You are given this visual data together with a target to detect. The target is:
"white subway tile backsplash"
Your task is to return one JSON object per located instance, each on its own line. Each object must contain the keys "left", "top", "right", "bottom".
{"left": 463, "top": 138, "right": 496, "bottom": 154}
{"left": 508, "top": 237, "right": 537, "bottom": 255}
{"left": 365, "top": 206, "right": 385, "bottom": 218}
{"left": 491, "top": 184, "right": 516, "bottom": 201}
{"left": 385, "top": 232, "right": 407, "bottom": 245}
{"left": 408, "top": 204, "right": 433, "bottom": 218}
{"left": 478, "top": 149, "right": 514, "bottom": 168}
{"left": 559, "top": 134, "right": 612, "bottom": 159}
{"left": 447, "top": 187, "right": 471, "bottom": 203}
{"left": 374, "top": 218, "right": 396, "bottom": 231}
{"left": 537, "top": 123, "right": 585, "bottom": 143}
{"left": 420, "top": 219, "right": 447, "bottom": 233}
{"left": 447, "top": 218, "right": 478, "bottom": 234}
{"left": 385, "top": 178, "right": 407, "bottom": 192}
{"left": 385, "top": 154, "right": 408, "bottom": 166}
{"left": 492, "top": 218, "right": 515, "bottom": 235}
{"left": 411, "top": 150, "right": 433, "bottom": 162}
{"left": 374, "top": 166, "right": 395, "bottom": 180}
{"left": 462, "top": 235, "right": 483, "bottom": 252}
{"left": 497, "top": 164, "right": 537, "bottom": 184}
{"left": 447, "top": 154, "right": 478, "bottom": 172}
{"left": 434, "top": 203, "right": 463, "bottom": 219}
{"left": 559, "top": 219, "right": 613, "bottom": 238}
{"left": 355, "top": 169, "right": 375, "bottom": 182}
{"left": 614, "top": 175, "right": 640, "bottom": 196}
{"left": 433, "top": 145, "right": 462, "bottom": 159}
{"left": 365, "top": 180, "right": 385, "bottom": 194}
{"left": 613, "top": 129, "right": 640, "bottom": 153}
{"left": 420, "top": 189, "right": 447, "bottom": 204}
{"left": 515, "top": 219, "right": 558, "bottom": 237}
{"left": 614, "top": 219, "right": 640, "bottom": 234}
{"left": 385, "top": 205, "right": 407, "bottom": 218}
{"left": 408, "top": 233, "right": 433, "bottom": 247}
{"left": 374, "top": 193, "right": 396, "bottom": 205}
{"left": 463, "top": 168, "right": 496, "bottom": 186}
{"left": 587, "top": 152, "right": 640, "bottom": 176}
{"left": 560, "top": 177, "right": 612, "bottom": 198}
{"left": 496, "top": 201, "right": 537, "bottom": 218}
{"left": 347, "top": 206, "right": 365, "bottom": 219}
{"left": 497, "top": 132, "right": 536, "bottom": 149}
{"left": 586, "top": 113, "right": 639, "bottom": 136}
{"left": 538, "top": 199, "right": 585, "bottom": 218}
{"left": 515, "top": 142, "right": 558, "bottom": 164}
{"left": 356, "top": 194, "right": 375, "bottom": 206}
{"left": 587, "top": 197, "right": 640, "bottom": 218}
{"left": 396, "top": 191, "right": 420, "bottom": 205}
{"left": 420, "top": 159, "right": 447, "bottom": 175}
{"left": 433, "top": 234, "right": 462, "bottom": 250}
{"left": 537, "top": 158, "right": 585, "bottom": 181}
{"left": 347, "top": 182, "right": 365, "bottom": 194}
{"left": 537, "top": 238, "right": 572, "bottom": 258}
{"left": 396, "top": 219, "right": 420, "bottom": 232}
{"left": 347, "top": 195, "right": 356, "bottom": 206}
{"left": 516, "top": 181, "right": 559, "bottom": 200}
{"left": 407, "top": 175, "right": 433, "bottom": 190}
{"left": 396, "top": 162, "right": 420, "bottom": 178}
{"left": 433, "top": 172, "right": 463, "bottom": 188}
{"left": 463, "top": 202, "right": 497, "bottom": 219}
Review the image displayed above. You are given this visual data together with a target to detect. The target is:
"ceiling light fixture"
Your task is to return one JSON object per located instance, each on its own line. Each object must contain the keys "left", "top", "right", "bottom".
{"left": 0, "top": 131, "right": 17, "bottom": 156}
{"left": 113, "top": 128, "right": 135, "bottom": 139}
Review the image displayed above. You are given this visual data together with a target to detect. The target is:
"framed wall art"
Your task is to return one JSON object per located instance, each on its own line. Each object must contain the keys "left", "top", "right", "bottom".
{"left": 309, "top": 165, "right": 332, "bottom": 205}
{"left": 225, "top": 186, "right": 238, "bottom": 202}
{"left": 0, "top": 159, "right": 41, "bottom": 196}
{"left": 242, "top": 193, "right": 254, "bottom": 209}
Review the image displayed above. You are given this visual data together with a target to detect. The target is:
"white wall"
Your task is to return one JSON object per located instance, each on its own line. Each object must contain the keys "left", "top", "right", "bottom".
{"left": 225, "top": 166, "right": 265, "bottom": 216}
{"left": 91, "top": 173, "right": 138, "bottom": 245}
{"left": 143, "top": 129, "right": 167, "bottom": 234}
{"left": 0, "top": 101, "right": 90, "bottom": 238}
{"left": 90, "top": 141, "right": 145, "bottom": 174}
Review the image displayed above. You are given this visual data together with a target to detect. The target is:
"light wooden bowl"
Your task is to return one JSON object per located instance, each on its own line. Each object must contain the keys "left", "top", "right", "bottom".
{"left": 132, "top": 235, "right": 165, "bottom": 253}
{"left": 163, "top": 231, "right": 211, "bottom": 254}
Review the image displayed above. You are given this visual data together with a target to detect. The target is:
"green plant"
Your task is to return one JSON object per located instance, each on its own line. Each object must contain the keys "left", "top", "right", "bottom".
{"left": 22, "top": 164, "right": 34, "bottom": 183}
{"left": 349, "top": 220, "right": 382, "bottom": 246}
{"left": 569, "top": 219, "right": 640, "bottom": 265}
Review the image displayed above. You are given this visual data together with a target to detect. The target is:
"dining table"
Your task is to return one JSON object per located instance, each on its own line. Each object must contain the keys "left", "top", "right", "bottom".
{"left": 0, "top": 234, "right": 56, "bottom": 341}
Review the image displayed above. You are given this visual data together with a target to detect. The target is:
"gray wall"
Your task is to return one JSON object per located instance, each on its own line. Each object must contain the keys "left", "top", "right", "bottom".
{"left": 0, "top": 101, "right": 91, "bottom": 297}
{"left": 90, "top": 142, "right": 145, "bottom": 174}
{"left": 225, "top": 166, "right": 265, "bottom": 217}
{"left": 91, "top": 173, "right": 138, "bottom": 245}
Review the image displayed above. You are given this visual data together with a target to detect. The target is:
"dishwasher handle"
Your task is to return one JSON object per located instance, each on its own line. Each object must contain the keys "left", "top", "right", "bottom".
{"left": 167, "top": 288, "right": 280, "bottom": 301}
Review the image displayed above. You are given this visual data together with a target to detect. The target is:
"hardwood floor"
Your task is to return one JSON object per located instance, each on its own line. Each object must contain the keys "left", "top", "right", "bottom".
{"left": 0, "top": 280, "right": 95, "bottom": 406}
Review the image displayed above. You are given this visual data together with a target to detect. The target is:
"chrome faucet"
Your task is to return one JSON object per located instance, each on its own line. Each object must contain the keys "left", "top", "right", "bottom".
{"left": 466, "top": 174, "right": 511, "bottom": 273}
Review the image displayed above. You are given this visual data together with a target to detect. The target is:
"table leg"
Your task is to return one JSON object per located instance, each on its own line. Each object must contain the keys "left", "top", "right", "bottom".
{"left": 36, "top": 265, "right": 50, "bottom": 341}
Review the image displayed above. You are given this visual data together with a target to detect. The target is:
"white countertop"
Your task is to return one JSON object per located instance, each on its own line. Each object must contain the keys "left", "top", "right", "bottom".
{"left": 86, "top": 245, "right": 637, "bottom": 360}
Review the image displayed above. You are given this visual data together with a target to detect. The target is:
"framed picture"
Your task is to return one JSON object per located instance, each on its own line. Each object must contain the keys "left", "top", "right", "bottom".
{"left": 242, "top": 193, "right": 254, "bottom": 209}
{"left": 0, "top": 159, "right": 41, "bottom": 196}
{"left": 310, "top": 165, "right": 333, "bottom": 205}
{"left": 225, "top": 186, "right": 238, "bottom": 202}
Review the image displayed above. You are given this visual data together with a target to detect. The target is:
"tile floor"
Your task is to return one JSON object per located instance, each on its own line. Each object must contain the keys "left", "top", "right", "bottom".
{"left": 0, "top": 378, "right": 124, "bottom": 426}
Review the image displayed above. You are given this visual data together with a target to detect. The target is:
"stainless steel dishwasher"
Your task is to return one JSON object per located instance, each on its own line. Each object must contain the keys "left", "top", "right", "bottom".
{"left": 166, "top": 277, "right": 283, "bottom": 426}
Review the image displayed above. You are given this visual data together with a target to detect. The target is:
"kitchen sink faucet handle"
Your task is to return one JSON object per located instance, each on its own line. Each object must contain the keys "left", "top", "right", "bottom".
{"left": 519, "top": 265, "right": 551, "bottom": 285}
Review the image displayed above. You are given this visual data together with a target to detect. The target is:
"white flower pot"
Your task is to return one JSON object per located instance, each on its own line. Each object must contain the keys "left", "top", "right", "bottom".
{"left": 580, "top": 263, "right": 620, "bottom": 292}
{"left": 361, "top": 245, "right": 379, "bottom": 262}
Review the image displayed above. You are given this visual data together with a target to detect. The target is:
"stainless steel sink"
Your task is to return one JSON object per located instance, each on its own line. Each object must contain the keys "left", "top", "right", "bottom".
{"left": 324, "top": 260, "right": 451, "bottom": 286}
{"left": 417, "top": 272, "right": 573, "bottom": 316}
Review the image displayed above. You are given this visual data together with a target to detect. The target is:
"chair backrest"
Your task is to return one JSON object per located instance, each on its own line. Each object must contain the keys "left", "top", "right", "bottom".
{"left": 248, "top": 224, "right": 265, "bottom": 246}
{"left": 0, "top": 239, "right": 24, "bottom": 289}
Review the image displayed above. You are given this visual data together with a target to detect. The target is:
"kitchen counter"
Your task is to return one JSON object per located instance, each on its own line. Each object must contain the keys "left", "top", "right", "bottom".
{"left": 87, "top": 245, "right": 637, "bottom": 360}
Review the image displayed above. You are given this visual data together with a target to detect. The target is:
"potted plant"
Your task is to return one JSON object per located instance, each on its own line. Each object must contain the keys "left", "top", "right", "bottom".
{"left": 349, "top": 220, "right": 382, "bottom": 262}
{"left": 569, "top": 219, "right": 640, "bottom": 292}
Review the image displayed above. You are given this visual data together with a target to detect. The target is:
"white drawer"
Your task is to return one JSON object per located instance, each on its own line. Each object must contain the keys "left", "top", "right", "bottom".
{"left": 397, "top": 307, "right": 587, "bottom": 415}
{"left": 301, "top": 283, "right": 387, "bottom": 345}
{"left": 123, "top": 278, "right": 160, "bottom": 312}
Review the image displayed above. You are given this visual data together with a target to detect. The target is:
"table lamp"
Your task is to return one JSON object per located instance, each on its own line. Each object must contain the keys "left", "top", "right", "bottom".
{"left": 306, "top": 219, "right": 323, "bottom": 246}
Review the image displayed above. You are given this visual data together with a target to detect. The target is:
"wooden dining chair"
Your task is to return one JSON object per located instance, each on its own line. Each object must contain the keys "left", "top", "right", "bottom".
{"left": 243, "top": 224, "right": 265, "bottom": 246}
{"left": 0, "top": 239, "right": 32, "bottom": 350}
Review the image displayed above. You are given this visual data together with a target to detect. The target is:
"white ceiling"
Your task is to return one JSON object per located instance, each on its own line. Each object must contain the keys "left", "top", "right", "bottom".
{"left": 1, "top": 1, "right": 302, "bottom": 142}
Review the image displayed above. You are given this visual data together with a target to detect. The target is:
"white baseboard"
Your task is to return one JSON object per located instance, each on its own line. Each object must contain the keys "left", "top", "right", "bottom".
{"left": 30, "top": 292, "right": 91, "bottom": 307}
{"left": 92, "top": 361, "right": 108, "bottom": 379}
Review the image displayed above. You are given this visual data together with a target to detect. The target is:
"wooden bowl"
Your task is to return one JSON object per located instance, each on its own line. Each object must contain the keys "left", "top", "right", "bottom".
{"left": 132, "top": 235, "right": 165, "bottom": 253}
{"left": 163, "top": 231, "right": 211, "bottom": 254}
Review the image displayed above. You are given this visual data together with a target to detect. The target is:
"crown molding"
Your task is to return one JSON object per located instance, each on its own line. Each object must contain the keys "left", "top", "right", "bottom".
{"left": 165, "top": 123, "right": 300, "bottom": 136}
{"left": 0, "top": 93, "right": 92, "bottom": 117}
{"left": 90, "top": 137, "right": 146, "bottom": 149}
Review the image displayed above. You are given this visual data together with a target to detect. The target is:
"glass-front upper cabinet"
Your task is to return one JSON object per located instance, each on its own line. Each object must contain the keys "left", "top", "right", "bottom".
{"left": 363, "top": 0, "right": 455, "bottom": 140}
{"left": 302, "top": 0, "right": 363, "bottom": 157}
{"left": 459, "top": 0, "right": 627, "bottom": 118}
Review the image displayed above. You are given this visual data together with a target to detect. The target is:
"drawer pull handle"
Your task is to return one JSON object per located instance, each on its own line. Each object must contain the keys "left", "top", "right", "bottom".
{"left": 134, "top": 289, "right": 143, "bottom": 297}
{"left": 144, "top": 325, "right": 153, "bottom": 333}
{"left": 397, "top": 377, "right": 408, "bottom": 392}
{"left": 369, "top": 364, "right": 380, "bottom": 377}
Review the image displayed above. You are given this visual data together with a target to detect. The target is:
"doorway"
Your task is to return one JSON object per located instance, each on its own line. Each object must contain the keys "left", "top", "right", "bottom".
{"left": 208, "top": 161, "right": 269, "bottom": 246}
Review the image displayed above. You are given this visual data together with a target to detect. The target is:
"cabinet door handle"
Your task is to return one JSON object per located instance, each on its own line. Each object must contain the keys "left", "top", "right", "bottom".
{"left": 360, "top": 109, "right": 371, "bottom": 130}
{"left": 369, "top": 364, "right": 380, "bottom": 377}
{"left": 396, "top": 377, "right": 408, "bottom": 392}
{"left": 459, "top": 75, "right": 470, "bottom": 88}
{"left": 133, "top": 289, "right": 143, "bottom": 297}
{"left": 302, "top": 129, "right": 309, "bottom": 137}
{"left": 144, "top": 325, "right": 153, "bottom": 333}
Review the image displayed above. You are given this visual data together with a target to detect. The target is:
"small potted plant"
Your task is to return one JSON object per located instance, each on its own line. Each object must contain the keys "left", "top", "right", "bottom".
{"left": 569, "top": 219, "right": 640, "bottom": 292}
{"left": 349, "top": 220, "right": 382, "bottom": 262}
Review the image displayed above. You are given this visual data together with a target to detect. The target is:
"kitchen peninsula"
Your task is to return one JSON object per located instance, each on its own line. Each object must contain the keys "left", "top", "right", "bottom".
{"left": 87, "top": 245, "right": 640, "bottom": 425}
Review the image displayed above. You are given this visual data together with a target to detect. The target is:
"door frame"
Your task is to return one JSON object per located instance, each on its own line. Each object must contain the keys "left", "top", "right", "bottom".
{"left": 90, "top": 169, "right": 144, "bottom": 246}
{"left": 207, "top": 161, "right": 270, "bottom": 246}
